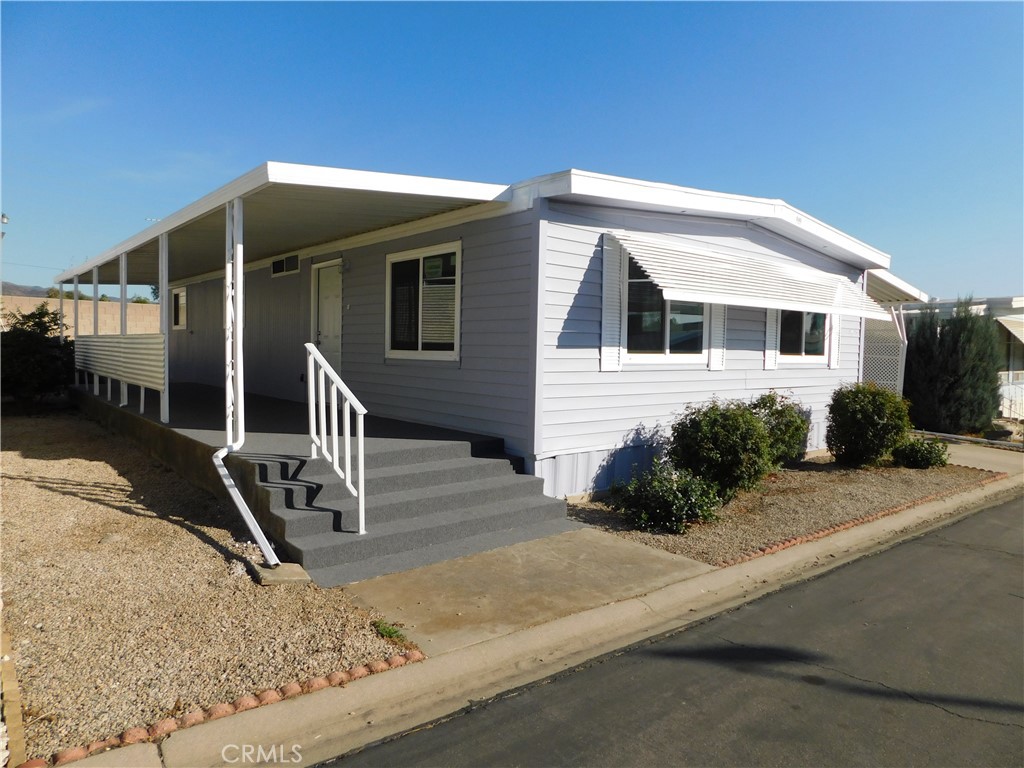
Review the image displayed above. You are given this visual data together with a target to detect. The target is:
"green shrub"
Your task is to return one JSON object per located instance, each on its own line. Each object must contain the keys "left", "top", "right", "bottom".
{"left": 1, "top": 304, "right": 75, "bottom": 403}
{"left": 610, "top": 456, "right": 720, "bottom": 533}
{"left": 670, "top": 400, "right": 774, "bottom": 501}
{"left": 749, "top": 391, "right": 810, "bottom": 466}
{"left": 892, "top": 438, "right": 949, "bottom": 469}
{"left": 826, "top": 382, "right": 910, "bottom": 467}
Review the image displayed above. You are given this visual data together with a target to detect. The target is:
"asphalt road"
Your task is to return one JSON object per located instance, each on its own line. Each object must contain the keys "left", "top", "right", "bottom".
{"left": 332, "top": 498, "right": 1024, "bottom": 768}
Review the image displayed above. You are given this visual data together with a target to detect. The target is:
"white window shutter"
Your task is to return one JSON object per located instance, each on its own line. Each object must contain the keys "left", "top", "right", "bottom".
{"left": 600, "top": 235, "right": 623, "bottom": 372}
{"left": 765, "top": 308, "right": 780, "bottom": 370}
{"left": 828, "top": 314, "right": 841, "bottom": 369}
{"left": 708, "top": 304, "right": 727, "bottom": 370}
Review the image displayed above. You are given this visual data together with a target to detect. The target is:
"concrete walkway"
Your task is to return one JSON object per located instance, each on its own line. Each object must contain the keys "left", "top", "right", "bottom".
{"left": 75, "top": 445, "right": 1022, "bottom": 768}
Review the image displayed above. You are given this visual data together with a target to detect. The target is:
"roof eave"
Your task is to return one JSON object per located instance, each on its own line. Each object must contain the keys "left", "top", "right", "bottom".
{"left": 532, "top": 169, "right": 893, "bottom": 272}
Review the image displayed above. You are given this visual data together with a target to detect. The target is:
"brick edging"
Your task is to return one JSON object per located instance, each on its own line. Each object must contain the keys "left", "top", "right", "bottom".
{"left": 16, "top": 649, "right": 427, "bottom": 768}
{"left": 714, "top": 471, "right": 1011, "bottom": 568}
{"left": 2, "top": 628, "right": 28, "bottom": 767}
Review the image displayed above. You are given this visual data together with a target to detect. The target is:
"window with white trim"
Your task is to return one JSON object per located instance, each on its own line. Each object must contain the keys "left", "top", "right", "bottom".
{"left": 625, "top": 258, "right": 708, "bottom": 359}
{"left": 779, "top": 310, "right": 826, "bottom": 356}
{"left": 385, "top": 242, "right": 460, "bottom": 360}
{"left": 171, "top": 287, "right": 187, "bottom": 330}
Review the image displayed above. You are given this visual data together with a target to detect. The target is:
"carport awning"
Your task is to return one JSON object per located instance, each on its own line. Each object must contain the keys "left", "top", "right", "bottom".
{"left": 607, "top": 231, "right": 891, "bottom": 320}
{"left": 56, "top": 163, "right": 510, "bottom": 286}
{"left": 996, "top": 315, "right": 1024, "bottom": 344}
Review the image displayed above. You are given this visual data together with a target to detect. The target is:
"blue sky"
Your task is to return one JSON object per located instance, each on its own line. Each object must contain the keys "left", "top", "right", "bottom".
{"left": 1, "top": 1, "right": 1021, "bottom": 299}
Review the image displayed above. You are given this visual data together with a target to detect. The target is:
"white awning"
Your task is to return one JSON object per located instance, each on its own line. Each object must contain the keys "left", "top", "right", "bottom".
{"left": 996, "top": 315, "right": 1024, "bottom": 344}
{"left": 607, "top": 231, "right": 890, "bottom": 320}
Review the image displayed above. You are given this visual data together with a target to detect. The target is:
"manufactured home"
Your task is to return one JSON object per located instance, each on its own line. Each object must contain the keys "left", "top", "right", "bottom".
{"left": 56, "top": 164, "right": 924, "bottom": 583}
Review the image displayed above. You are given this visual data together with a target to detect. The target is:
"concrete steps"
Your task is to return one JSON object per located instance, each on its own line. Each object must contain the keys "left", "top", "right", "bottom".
{"left": 229, "top": 431, "right": 575, "bottom": 585}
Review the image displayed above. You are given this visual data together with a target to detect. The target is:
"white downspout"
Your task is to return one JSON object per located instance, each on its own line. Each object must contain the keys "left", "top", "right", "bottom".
{"left": 119, "top": 252, "right": 128, "bottom": 406}
{"left": 159, "top": 233, "right": 170, "bottom": 423}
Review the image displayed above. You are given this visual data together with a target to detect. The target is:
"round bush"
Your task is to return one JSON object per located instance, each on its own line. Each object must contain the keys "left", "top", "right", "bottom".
{"left": 749, "top": 392, "right": 810, "bottom": 467}
{"left": 826, "top": 383, "right": 910, "bottom": 467}
{"left": 892, "top": 438, "right": 949, "bottom": 469}
{"left": 610, "top": 456, "right": 720, "bottom": 533}
{"left": 670, "top": 400, "right": 774, "bottom": 502}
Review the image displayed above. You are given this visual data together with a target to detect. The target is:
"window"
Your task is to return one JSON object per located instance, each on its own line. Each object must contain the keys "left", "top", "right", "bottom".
{"left": 779, "top": 310, "right": 826, "bottom": 356}
{"left": 626, "top": 258, "right": 706, "bottom": 358}
{"left": 386, "top": 242, "right": 460, "bottom": 359}
{"left": 171, "top": 287, "right": 187, "bottom": 330}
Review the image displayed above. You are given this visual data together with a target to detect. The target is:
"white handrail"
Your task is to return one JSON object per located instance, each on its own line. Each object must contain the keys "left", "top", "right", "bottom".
{"left": 305, "top": 343, "right": 367, "bottom": 535}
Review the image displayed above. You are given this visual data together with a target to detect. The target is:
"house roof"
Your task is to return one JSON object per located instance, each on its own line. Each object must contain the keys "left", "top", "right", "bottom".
{"left": 515, "top": 169, "right": 895, "bottom": 271}
{"left": 57, "top": 162, "right": 908, "bottom": 287}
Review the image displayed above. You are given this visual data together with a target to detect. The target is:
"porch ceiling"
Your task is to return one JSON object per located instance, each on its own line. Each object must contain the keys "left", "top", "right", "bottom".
{"left": 58, "top": 163, "right": 510, "bottom": 286}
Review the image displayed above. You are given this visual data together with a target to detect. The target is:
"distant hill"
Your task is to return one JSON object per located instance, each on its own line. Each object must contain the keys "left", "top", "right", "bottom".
{"left": 1, "top": 281, "right": 50, "bottom": 297}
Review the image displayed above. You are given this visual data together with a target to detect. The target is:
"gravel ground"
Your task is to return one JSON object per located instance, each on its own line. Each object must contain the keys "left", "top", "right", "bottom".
{"left": 569, "top": 456, "right": 994, "bottom": 565}
{"left": 1, "top": 411, "right": 402, "bottom": 761}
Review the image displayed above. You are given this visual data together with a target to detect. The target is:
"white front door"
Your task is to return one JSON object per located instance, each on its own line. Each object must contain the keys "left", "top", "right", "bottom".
{"left": 315, "top": 264, "right": 343, "bottom": 373}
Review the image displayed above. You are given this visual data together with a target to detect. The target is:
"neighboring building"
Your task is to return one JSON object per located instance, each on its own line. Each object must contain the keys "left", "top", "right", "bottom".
{"left": 898, "top": 296, "right": 1024, "bottom": 419}
{"left": 56, "top": 163, "right": 923, "bottom": 497}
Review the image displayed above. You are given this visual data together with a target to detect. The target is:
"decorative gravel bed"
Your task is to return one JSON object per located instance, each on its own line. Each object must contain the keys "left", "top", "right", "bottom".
{"left": 569, "top": 457, "right": 998, "bottom": 566}
{"left": 1, "top": 411, "right": 410, "bottom": 763}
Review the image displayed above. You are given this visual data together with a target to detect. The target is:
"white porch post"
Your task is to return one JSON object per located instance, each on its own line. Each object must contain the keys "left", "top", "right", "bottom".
{"left": 119, "top": 253, "right": 128, "bottom": 406}
{"left": 73, "top": 276, "right": 80, "bottom": 385}
{"left": 159, "top": 233, "right": 170, "bottom": 423}
{"left": 224, "top": 197, "right": 245, "bottom": 448}
{"left": 58, "top": 283, "right": 64, "bottom": 342}
{"left": 92, "top": 267, "right": 99, "bottom": 394}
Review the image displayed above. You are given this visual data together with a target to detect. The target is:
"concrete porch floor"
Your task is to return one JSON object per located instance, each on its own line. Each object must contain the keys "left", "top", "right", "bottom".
{"left": 82, "top": 380, "right": 515, "bottom": 460}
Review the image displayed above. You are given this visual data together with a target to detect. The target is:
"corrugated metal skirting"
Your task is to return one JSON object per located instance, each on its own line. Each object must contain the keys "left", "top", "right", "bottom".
{"left": 75, "top": 334, "right": 166, "bottom": 391}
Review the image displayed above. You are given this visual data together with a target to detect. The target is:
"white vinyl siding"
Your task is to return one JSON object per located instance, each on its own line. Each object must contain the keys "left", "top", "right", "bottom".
{"left": 540, "top": 207, "right": 865, "bottom": 496}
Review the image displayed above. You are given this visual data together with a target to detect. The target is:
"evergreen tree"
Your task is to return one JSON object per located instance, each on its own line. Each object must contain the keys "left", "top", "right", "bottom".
{"left": 904, "top": 308, "right": 943, "bottom": 430}
{"left": 904, "top": 300, "right": 1001, "bottom": 433}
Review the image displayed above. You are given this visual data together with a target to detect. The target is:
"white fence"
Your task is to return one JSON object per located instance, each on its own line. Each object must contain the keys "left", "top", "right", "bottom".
{"left": 999, "top": 373, "right": 1024, "bottom": 420}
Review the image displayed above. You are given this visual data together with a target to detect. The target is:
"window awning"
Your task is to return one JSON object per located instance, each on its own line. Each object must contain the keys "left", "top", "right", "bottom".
{"left": 607, "top": 231, "right": 891, "bottom": 320}
{"left": 996, "top": 315, "right": 1024, "bottom": 344}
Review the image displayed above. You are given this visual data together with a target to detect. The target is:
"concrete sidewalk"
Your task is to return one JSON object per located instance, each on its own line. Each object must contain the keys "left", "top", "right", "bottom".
{"left": 76, "top": 444, "right": 1022, "bottom": 768}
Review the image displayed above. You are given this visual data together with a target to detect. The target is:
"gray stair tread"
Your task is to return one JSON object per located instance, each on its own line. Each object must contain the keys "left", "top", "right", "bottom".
{"left": 299, "top": 455, "right": 511, "bottom": 486}
{"left": 289, "top": 496, "right": 566, "bottom": 552}
{"left": 273, "top": 472, "right": 544, "bottom": 516}
{"left": 306, "top": 518, "right": 584, "bottom": 587}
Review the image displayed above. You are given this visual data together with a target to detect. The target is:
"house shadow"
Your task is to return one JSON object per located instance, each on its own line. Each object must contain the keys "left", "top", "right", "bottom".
{"left": 555, "top": 246, "right": 603, "bottom": 350}
{"left": 643, "top": 642, "right": 1024, "bottom": 716}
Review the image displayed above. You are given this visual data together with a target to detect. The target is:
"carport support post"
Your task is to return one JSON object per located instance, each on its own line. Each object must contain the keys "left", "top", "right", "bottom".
{"left": 159, "top": 233, "right": 169, "bottom": 423}
{"left": 73, "top": 276, "right": 79, "bottom": 384}
{"left": 119, "top": 253, "right": 128, "bottom": 406}
{"left": 92, "top": 267, "right": 99, "bottom": 395}
{"left": 224, "top": 197, "right": 245, "bottom": 447}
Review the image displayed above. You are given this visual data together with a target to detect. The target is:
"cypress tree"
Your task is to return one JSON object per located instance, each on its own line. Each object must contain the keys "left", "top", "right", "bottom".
{"left": 904, "top": 307, "right": 943, "bottom": 430}
{"left": 904, "top": 300, "right": 1001, "bottom": 433}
